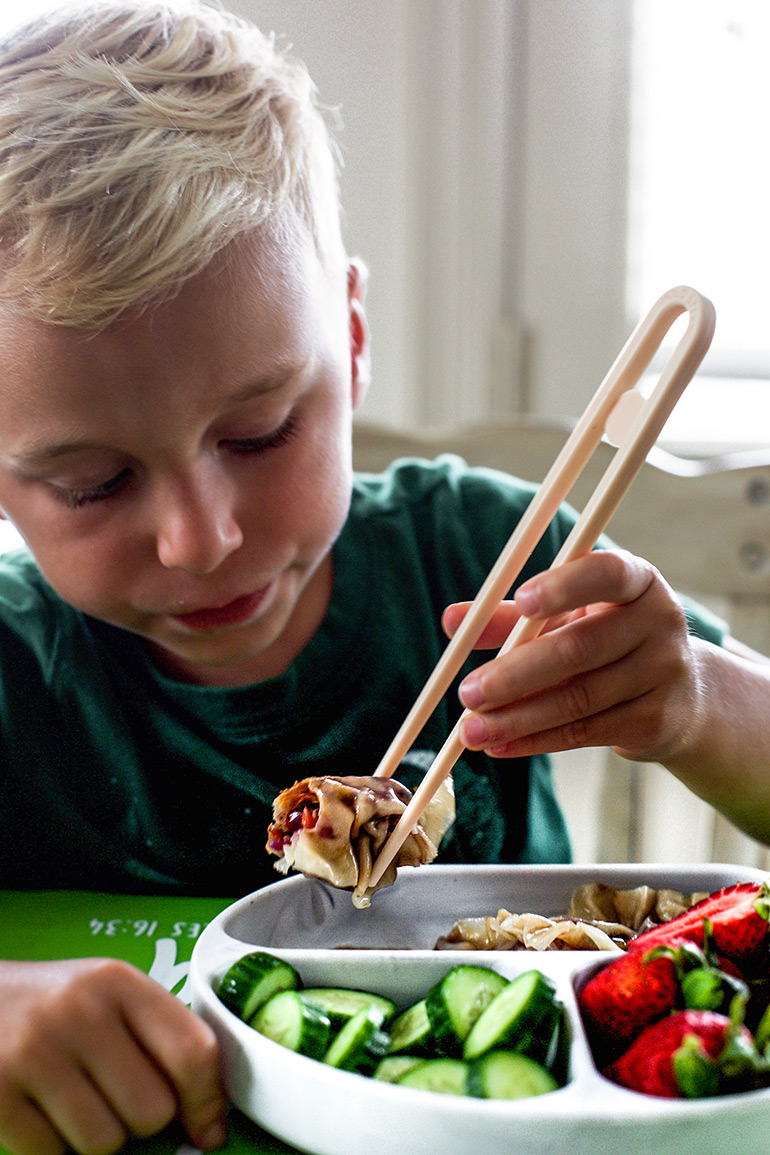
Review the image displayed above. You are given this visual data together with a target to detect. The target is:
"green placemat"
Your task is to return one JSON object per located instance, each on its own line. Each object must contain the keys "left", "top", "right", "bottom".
{"left": 0, "top": 890, "right": 297, "bottom": 1155}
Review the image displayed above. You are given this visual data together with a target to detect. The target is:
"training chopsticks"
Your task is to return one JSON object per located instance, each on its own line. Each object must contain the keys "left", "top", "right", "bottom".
{"left": 367, "top": 285, "right": 716, "bottom": 889}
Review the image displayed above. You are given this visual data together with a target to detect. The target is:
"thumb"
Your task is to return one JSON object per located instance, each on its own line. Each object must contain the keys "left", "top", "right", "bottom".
{"left": 442, "top": 600, "right": 522, "bottom": 649}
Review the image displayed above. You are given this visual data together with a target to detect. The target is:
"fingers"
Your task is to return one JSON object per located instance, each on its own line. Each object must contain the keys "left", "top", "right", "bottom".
{"left": 61, "top": 1015, "right": 178, "bottom": 1146}
{"left": 442, "top": 601, "right": 520, "bottom": 650}
{"left": 0, "top": 959, "right": 227, "bottom": 1155}
{"left": 443, "top": 552, "right": 657, "bottom": 652}
{"left": 0, "top": 973, "right": 132, "bottom": 1155}
{"left": 459, "top": 594, "right": 651, "bottom": 715}
{"left": 21, "top": 1055, "right": 130, "bottom": 1155}
{"left": 451, "top": 550, "right": 693, "bottom": 762}
{"left": 513, "top": 549, "right": 656, "bottom": 620}
{"left": 0, "top": 1093, "right": 67, "bottom": 1155}
{"left": 118, "top": 974, "right": 226, "bottom": 1150}
{"left": 459, "top": 646, "right": 662, "bottom": 757}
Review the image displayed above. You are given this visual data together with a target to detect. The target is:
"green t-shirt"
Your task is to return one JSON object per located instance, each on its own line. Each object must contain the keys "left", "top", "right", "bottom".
{"left": 0, "top": 456, "right": 724, "bottom": 895}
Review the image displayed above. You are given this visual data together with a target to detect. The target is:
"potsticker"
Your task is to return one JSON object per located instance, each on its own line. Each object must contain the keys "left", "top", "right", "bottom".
{"left": 266, "top": 774, "right": 455, "bottom": 907}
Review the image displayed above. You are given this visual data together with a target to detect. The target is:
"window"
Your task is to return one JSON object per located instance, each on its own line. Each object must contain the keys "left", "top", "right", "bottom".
{"left": 628, "top": 0, "right": 770, "bottom": 451}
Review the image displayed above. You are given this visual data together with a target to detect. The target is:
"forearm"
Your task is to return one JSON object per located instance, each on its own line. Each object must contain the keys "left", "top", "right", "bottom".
{"left": 660, "top": 637, "right": 770, "bottom": 845}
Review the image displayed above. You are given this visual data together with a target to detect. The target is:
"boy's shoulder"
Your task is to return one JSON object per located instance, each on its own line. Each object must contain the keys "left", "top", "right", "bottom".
{"left": 351, "top": 453, "right": 538, "bottom": 520}
{"left": 0, "top": 546, "right": 57, "bottom": 609}
{"left": 0, "top": 546, "right": 82, "bottom": 646}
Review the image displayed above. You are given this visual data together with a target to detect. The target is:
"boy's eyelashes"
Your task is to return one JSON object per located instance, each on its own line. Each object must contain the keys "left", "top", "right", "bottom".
{"left": 49, "top": 414, "right": 301, "bottom": 510}
{"left": 54, "top": 467, "right": 133, "bottom": 509}
{"left": 220, "top": 413, "right": 300, "bottom": 454}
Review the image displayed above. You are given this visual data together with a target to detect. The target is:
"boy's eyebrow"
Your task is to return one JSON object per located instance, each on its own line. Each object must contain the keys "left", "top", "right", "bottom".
{"left": 2, "top": 438, "right": 114, "bottom": 468}
{"left": 2, "top": 363, "right": 306, "bottom": 469}
{"left": 223, "top": 366, "right": 299, "bottom": 405}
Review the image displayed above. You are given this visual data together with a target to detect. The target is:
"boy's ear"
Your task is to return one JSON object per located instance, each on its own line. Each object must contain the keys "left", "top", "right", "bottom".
{"left": 347, "top": 258, "right": 370, "bottom": 408}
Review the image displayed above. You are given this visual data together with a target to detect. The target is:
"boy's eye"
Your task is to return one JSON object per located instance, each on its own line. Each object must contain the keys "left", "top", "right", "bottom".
{"left": 221, "top": 414, "right": 299, "bottom": 454}
{"left": 46, "top": 414, "right": 299, "bottom": 509}
{"left": 53, "top": 467, "right": 133, "bottom": 509}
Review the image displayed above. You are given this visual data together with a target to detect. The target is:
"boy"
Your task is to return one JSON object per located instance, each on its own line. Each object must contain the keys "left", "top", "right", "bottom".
{"left": 0, "top": 2, "right": 768, "bottom": 1153}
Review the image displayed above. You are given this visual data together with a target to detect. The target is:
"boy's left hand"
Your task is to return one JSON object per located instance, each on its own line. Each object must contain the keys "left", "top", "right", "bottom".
{"left": 444, "top": 549, "right": 702, "bottom": 765}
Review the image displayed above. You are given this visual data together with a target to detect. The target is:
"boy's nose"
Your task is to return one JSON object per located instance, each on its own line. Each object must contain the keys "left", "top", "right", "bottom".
{"left": 153, "top": 473, "right": 243, "bottom": 574}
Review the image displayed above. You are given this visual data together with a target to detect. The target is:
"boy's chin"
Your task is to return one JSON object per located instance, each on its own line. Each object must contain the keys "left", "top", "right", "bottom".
{"left": 143, "top": 624, "right": 294, "bottom": 687}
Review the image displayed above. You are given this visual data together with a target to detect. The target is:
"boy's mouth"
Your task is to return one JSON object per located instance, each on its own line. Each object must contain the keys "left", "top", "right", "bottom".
{"left": 170, "top": 587, "right": 271, "bottom": 631}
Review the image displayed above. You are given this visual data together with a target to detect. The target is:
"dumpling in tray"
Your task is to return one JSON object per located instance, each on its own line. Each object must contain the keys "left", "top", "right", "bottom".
{"left": 266, "top": 774, "right": 455, "bottom": 908}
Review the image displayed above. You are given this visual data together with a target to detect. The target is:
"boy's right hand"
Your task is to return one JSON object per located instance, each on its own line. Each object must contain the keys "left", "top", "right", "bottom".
{"left": 0, "top": 958, "right": 227, "bottom": 1155}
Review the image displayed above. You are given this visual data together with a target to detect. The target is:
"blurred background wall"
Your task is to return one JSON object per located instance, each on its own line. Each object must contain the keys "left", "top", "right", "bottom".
{"left": 0, "top": 0, "right": 766, "bottom": 451}
{"left": 226, "top": 0, "right": 769, "bottom": 456}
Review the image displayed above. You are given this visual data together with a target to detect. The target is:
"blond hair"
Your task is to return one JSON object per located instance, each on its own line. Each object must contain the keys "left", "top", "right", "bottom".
{"left": 0, "top": 0, "right": 343, "bottom": 326}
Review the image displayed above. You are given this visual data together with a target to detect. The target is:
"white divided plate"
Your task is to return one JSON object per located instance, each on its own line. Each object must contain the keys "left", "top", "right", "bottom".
{"left": 190, "top": 863, "right": 770, "bottom": 1155}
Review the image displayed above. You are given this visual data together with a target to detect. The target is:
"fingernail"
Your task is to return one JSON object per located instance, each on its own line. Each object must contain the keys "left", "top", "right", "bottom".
{"left": 515, "top": 583, "right": 540, "bottom": 616}
{"left": 488, "top": 744, "right": 510, "bottom": 757}
{"left": 459, "top": 676, "right": 483, "bottom": 710}
{"left": 461, "top": 715, "right": 488, "bottom": 747}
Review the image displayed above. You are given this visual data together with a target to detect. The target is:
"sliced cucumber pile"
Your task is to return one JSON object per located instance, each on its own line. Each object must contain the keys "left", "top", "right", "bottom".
{"left": 216, "top": 953, "right": 568, "bottom": 1100}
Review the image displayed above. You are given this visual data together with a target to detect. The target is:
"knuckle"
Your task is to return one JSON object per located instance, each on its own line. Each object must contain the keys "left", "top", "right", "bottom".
{"left": 664, "top": 598, "right": 688, "bottom": 637}
{"left": 85, "top": 958, "right": 140, "bottom": 992}
{"left": 171, "top": 1023, "right": 219, "bottom": 1087}
{"left": 562, "top": 714, "right": 592, "bottom": 749}
{"left": 559, "top": 678, "right": 592, "bottom": 722}
{"left": 553, "top": 626, "right": 593, "bottom": 673}
{"left": 57, "top": 959, "right": 140, "bottom": 1021}
{"left": 601, "top": 549, "right": 653, "bottom": 600}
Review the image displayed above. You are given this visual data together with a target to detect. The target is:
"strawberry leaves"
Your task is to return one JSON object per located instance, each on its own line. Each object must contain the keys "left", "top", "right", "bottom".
{"left": 671, "top": 1031, "right": 721, "bottom": 1098}
{"left": 647, "top": 922, "right": 749, "bottom": 1016}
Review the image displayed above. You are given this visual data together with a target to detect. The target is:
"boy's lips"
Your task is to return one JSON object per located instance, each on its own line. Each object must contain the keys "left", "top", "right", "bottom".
{"left": 169, "top": 586, "right": 272, "bottom": 631}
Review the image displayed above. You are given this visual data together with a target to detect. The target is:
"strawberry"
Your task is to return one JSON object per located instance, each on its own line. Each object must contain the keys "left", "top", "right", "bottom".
{"left": 603, "top": 1009, "right": 767, "bottom": 1099}
{"left": 578, "top": 945, "right": 681, "bottom": 1064}
{"left": 578, "top": 919, "right": 755, "bottom": 1065}
{"left": 629, "top": 881, "right": 770, "bottom": 966}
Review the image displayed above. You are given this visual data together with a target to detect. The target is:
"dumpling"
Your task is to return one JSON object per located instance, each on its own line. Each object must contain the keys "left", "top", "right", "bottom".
{"left": 266, "top": 774, "right": 455, "bottom": 908}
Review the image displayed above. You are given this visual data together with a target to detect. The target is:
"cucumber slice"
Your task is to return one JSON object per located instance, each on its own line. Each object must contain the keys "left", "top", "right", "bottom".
{"left": 426, "top": 965, "right": 509, "bottom": 1055}
{"left": 463, "top": 969, "right": 560, "bottom": 1062}
{"left": 251, "top": 990, "right": 331, "bottom": 1060}
{"left": 467, "top": 1050, "right": 559, "bottom": 1099}
{"left": 217, "top": 952, "right": 300, "bottom": 1023}
{"left": 516, "top": 998, "right": 563, "bottom": 1070}
{"left": 302, "top": 987, "right": 396, "bottom": 1029}
{"left": 323, "top": 1006, "right": 390, "bottom": 1074}
{"left": 373, "top": 1055, "right": 424, "bottom": 1083}
{"left": 388, "top": 998, "right": 436, "bottom": 1056}
{"left": 543, "top": 1005, "right": 570, "bottom": 1084}
{"left": 397, "top": 1058, "right": 470, "bottom": 1096}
